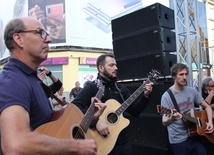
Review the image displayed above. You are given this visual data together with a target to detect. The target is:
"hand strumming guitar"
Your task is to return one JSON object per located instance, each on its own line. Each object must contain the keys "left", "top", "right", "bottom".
{"left": 96, "top": 119, "right": 110, "bottom": 137}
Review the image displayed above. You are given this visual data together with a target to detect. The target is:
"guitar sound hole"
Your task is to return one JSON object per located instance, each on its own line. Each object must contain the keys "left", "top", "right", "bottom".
{"left": 72, "top": 126, "right": 85, "bottom": 139}
{"left": 107, "top": 112, "right": 118, "bottom": 124}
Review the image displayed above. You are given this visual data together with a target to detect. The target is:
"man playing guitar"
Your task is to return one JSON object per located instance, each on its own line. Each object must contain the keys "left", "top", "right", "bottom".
{"left": 161, "top": 63, "right": 213, "bottom": 155}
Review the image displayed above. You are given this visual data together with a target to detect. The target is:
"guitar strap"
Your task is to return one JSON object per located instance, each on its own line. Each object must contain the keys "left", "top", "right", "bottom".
{"left": 167, "top": 89, "right": 180, "bottom": 113}
{"left": 114, "top": 82, "right": 125, "bottom": 102}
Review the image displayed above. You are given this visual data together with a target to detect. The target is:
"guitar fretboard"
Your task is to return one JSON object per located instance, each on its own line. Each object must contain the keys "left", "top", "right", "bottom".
{"left": 80, "top": 86, "right": 104, "bottom": 132}
{"left": 116, "top": 79, "right": 151, "bottom": 116}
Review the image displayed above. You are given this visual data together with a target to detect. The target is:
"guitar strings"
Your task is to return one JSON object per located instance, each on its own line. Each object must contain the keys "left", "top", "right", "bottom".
{"left": 74, "top": 128, "right": 84, "bottom": 139}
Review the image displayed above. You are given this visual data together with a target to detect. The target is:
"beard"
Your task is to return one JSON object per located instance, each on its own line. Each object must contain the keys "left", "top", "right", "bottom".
{"left": 103, "top": 69, "right": 117, "bottom": 81}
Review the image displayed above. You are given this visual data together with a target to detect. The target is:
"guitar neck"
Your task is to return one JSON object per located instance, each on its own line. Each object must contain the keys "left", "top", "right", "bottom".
{"left": 182, "top": 113, "right": 199, "bottom": 124}
{"left": 80, "top": 87, "right": 104, "bottom": 132}
{"left": 53, "top": 95, "right": 66, "bottom": 106}
{"left": 115, "top": 79, "right": 150, "bottom": 116}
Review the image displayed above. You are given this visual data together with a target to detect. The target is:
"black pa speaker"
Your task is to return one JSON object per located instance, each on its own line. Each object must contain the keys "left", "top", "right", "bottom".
{"left": 125, "top": 115, "right": 171, "bottom": 155}
{"left": 132, "top": 143, "right": 171, "bottom": 155}
{"left": 119, "top": 79, "right": 173, "bottom": 154}
{"left": 113, "top": 27, "right": 176, "bottom": 60}
{"left": 116, "top": 52, "right": 176, "bottom": 80}
{"left": 111, "top": 3, "right": 175, "bottom": 39}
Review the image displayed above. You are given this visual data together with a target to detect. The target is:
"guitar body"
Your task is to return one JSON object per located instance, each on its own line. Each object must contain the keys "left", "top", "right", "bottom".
{"left": 35, "top": 104, "right": 94, "bottom": 140}
{"left": 49, "top": 107, "right": 65, "bottom": 121}
{"left": 90, "top": 99, "right": 130, "bottom": 155}
{"left": 194, "top": 110, "right": 214, "bottom": 144}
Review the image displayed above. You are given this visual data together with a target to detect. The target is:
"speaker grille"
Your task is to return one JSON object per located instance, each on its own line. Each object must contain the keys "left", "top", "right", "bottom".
{"left": 116, "top": 52, "right": 176, "bottom": 80}
{"left": 113, "top": 27, "right": 176, "bottom": 60}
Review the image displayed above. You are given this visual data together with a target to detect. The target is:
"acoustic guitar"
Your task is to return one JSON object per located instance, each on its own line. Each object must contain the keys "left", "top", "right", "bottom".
{"left": 91, "top": 70, "right": 160, "bottom": 155}
{"left": 35, "top": 81, "right": 104, "bottom": 142}
{"left": 157, "top": 105, "right": 214, "bottom": 144}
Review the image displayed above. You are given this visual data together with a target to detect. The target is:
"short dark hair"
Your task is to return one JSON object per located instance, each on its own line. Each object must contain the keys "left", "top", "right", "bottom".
{"left": 171, "top": 63, "right": 189, "bottom": 77}
{"left": 4, "top": 18, "right": 25, "bottom": 50}
{"left": 202, "top": 77, "right": 212, "bottom": 90}
{"left": 96, "top": 54, "right": 115, "bottom": 71}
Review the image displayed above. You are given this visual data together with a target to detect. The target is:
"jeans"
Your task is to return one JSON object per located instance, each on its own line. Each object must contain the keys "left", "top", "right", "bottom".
{"left": 171, "top": 138, "right": 206, "bottom": 155}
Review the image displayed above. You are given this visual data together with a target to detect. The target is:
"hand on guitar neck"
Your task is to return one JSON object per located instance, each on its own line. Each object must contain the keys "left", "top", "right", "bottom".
{"left": 158, "top": 106, "right": 182, "bottom": 125}
{"left": 91, "top": 97, "right": 107, "bottom": 119}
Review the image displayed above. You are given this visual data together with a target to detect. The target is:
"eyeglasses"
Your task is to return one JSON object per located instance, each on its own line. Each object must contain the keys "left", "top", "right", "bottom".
{"left": 208, "top": 85, "right": 214, "bottom": 87}
{"left": 18, "top": 29, "right": 49, "bottom": 40}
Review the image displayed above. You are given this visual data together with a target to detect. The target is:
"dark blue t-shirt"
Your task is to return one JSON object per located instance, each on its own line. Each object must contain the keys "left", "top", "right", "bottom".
{"left": 0, "top": 58, "right": 53, "bottom": 129}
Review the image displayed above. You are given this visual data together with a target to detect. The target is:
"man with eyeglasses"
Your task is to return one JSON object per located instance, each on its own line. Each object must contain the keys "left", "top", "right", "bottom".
{"left": 201, "top": 77, "right": 214, "bottom": 117}
{"left": 0, "top": 17, "right": 106, "bottom": 155}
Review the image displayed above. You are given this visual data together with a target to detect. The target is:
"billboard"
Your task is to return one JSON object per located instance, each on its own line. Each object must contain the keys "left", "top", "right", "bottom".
{"left": 0, "top": 0, "right": 169, "bottom": 59}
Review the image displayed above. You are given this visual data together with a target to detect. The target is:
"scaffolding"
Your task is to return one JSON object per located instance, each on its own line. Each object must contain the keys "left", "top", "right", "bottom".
{"left": 172, "top": 0, "right": 207, "bottom": 93}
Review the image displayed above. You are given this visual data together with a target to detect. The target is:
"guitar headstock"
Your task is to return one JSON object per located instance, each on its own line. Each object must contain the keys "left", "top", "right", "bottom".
{"left": 147, "top": 69, "right": 161, "bottom": 83}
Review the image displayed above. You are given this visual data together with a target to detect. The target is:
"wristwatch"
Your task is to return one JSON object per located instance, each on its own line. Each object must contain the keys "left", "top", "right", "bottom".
{"left": 46, "top": 71, "right": 52, "bottom": 76}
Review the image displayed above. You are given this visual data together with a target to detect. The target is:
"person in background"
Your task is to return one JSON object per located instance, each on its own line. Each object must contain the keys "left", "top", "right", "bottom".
{"left": 201, "top": 77, "right": 214, "bottom": 116}
{"left": 69, "top": 81, "right": 82, "bottom": 100}
{"left": 72, "top": 54, "right": 153, "bottom": 155}
{"left": 193, "top": 71, "right": 207, "bottom": 92}
{"left": 37, "top": 66, "right": 63, "bottom": 110}
{"left": 52, "top": 86, "right": 68, "bottom": 111}
{"left": 161, "top": 63, "right": 213, "bottom": 155}
{"left": 0, "top": 17, "right": 106, "bottom": 155}
{"left": 83, "top": 80, "right": 92, "bottom": 87}
{"left": 37, "top": 66, "right": 62, "bottom": 96}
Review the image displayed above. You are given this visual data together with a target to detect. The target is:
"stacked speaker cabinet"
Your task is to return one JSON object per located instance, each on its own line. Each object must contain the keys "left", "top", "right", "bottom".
{"left": 111, "top": 3, "right": 177, "bottom": 80}
{"left": 120, "top": 79, "right": 174, "bottom": 155}
{"left": 112, "top": 3, "right": 176, "bottom": 154}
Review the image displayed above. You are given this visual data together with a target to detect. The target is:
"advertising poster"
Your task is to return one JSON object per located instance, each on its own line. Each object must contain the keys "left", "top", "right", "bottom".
{"left": 28, "top": 0, "right": 66, "bottom": 43}
{"left": 0, "top": 0, "right": 169, "bottom": 59}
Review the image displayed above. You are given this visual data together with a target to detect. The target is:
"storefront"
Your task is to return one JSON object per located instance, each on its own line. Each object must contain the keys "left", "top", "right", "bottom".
{"left": 41, "top": 49, "right": 111, "bottom": 93}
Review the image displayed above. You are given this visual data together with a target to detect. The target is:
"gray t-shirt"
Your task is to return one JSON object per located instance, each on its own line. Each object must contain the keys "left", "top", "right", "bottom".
{"left": 161, "top": 86, "right": 204, "bottom": 144}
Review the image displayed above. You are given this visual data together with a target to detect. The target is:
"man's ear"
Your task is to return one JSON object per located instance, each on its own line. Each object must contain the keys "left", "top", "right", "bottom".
{"left": 98, "top": 65, "right": 104, "bottom": 72}
{"left": 13, "top": 33, "right": 24, "bottom": 48}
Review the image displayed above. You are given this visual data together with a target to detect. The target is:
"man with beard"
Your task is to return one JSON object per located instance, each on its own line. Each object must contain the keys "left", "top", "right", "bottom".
{"left": 72, "top": 54, "right": 153, "bottom": 155}
{"left": 161, "top": 63, "right": 213, "bottom": 155}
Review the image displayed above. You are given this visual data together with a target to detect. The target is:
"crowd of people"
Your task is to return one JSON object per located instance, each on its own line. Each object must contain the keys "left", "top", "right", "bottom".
{"left": 0, "top": 16, "right": 214, "bottom": 155}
